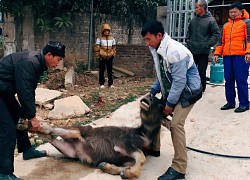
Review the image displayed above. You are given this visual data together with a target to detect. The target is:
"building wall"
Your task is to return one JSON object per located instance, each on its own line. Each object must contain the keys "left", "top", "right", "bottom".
{"left": 114, "top": 45, "right": 154, "bottom": 78}
{"left": 7, "top": 7, "right": 159, "bottom": 78}
{"left": 33, "top": 12, "right": 145, "bottom": 68}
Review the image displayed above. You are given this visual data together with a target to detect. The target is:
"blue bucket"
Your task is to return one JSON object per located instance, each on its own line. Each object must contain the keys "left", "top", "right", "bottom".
{"left": 210, "top": 57, "right": 224, "bottom": 84}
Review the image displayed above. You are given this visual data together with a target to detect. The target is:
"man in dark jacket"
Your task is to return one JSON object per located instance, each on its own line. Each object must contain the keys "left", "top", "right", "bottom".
{"left": 0, "top": 40, "right": 66, "bottom": 180}
{"left": 187, "top": 0, "right": 220, "bottom": 92}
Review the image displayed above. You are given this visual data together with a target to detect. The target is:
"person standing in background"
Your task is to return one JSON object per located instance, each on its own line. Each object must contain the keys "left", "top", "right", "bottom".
{"left": 94, "top": 23, "right": 116, "bottom": 89}
{"left": 187, "top": 0, "right": 220, "bottom": 92}
{"left": 214, "top": 2, "right": 250, "bottom": 113}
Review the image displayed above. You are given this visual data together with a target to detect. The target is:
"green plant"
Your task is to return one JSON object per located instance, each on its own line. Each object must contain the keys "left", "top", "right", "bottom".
{"left": 54, "top": 15, "right": 73, "bottom": 29}
{"left": 122, "top": 95, "right": 137, "bottom": 103}
{"left": 73, "top": 120, "right": 92, "bottom": 126}
{"left": 37, "top": 18, "right": 52, "bottom": 32}
{"left": 39, "top": 70, "right": 49, "bottom": 83}
{"left": 76, "top": 62, "right": 87, "bottom": 74}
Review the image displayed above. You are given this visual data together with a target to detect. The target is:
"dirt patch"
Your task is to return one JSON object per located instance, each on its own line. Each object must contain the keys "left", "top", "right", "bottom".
{"left": 37, "top": 70, "right": 154, "bottom": 127}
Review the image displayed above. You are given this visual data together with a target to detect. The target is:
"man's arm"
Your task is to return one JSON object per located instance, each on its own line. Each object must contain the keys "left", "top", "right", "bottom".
{"left": 15, "top": 61, "right": 37, "bottom": 120}
{"left": 165, "top": 52, "right": 188, "bottom": 107}
{"left": 207, "top": 18, "right": 220, "bottom": 48}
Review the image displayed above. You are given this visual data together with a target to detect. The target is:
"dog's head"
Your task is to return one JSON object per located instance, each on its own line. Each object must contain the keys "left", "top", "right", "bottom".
{"left": 140, "top": 96, "right": 165, "bottom": 127}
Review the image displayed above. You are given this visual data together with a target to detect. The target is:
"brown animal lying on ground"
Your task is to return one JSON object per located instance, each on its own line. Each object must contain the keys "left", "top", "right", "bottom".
{"left": 17, "top": 96, "right": 166, "bottom": 179}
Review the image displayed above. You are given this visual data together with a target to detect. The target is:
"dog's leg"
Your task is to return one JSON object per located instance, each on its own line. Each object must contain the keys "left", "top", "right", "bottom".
{"left": 98, "top": 162, "right": 126, "bottom": 175}
{"left": 39, "top": 123, "right": 81, "bottom": 139}
{"left": 99, "top": 147, "right": 145, "bottom": 179}
{"left": 37, "top": 132, "right": 78, "bottom": 158}
{"left": 121, "top": 149, "right": 145, "bottom": 179}
{"left": 49, "top": 127, "right": 81, "bottom": 139}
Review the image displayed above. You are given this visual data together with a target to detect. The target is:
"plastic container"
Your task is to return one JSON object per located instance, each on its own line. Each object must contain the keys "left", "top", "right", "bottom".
{"left": 210, "top": 57, "right": 224, "bottom": 84}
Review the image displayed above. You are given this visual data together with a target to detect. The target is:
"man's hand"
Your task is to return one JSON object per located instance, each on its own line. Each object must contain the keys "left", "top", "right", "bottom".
{"left": 213, "top": 55, "right": 219, "bottom": 63}
{"left": 30, "top": 117, "right": 40, "bottom": 131}
{"left": 163, "top": 105, "right": 173, "bottom": 116}
{"left": 146, "top": 92, "right": 153, "bottom": 97}
{"left": 245, "top": 53, "right": 250, "bottom": 63}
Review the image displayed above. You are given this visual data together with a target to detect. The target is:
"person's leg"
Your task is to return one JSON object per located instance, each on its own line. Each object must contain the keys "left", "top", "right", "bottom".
{"left": 106, "top": 58, "right": 113, "bottom": 86}
{"left": 197, "top": 54, "right": 209, "bottom": 92}
{"left": 170, "top": 103, "right": 193, "bottom": 174}
{"left": 5, "top": 96, "right": 32, "bottom": 153}
{"left": 233, "top": 56, "right": 250, "bottom": 107}
{"left": 0, "top": 96, "right": 16, "bottom": 175}
{"left": 6, "top": 96, "right": 46, "bottom": 160}
{"left": 223, "top": 56, "right": 236, "bottom": 106}
{"left": 99, "top": 60, "right": 106, "bottom": 86}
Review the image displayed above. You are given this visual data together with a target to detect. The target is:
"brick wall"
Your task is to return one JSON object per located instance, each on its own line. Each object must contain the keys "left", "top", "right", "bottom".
{"left": 114, "top": 45, "right": 155, "bottom": 78}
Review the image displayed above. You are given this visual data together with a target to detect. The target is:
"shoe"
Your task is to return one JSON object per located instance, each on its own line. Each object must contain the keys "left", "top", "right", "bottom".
{"left": 148, "top": 149, "right": 160, "bottom": 157}
{"left": 100, "top": 85, "right": 105, "bottom": 89}
{"left": 158, "top": 167, "right": 185, "bottom": 180}
{"left": 23, "top": 147, "right": 47, "bottom": 160}
{"left": 234, "top": 106, "right": 249, "bottom": 113}
{"left": 220, "top": 103, "right": 235, "bottom": 110}
{"left": 109, "top": 85, "right": 114, "bottom": 88}
{"left": 0, "top": 173, "right": 22, "bottom": 180}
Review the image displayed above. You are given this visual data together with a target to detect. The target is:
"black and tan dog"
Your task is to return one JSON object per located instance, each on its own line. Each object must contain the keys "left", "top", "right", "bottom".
{"left": 18, "top": 96, "right": 166, "bottom": 179}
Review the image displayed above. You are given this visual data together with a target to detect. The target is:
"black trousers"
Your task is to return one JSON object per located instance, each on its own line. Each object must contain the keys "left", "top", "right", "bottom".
{"left": 0, "top": 95, "right": 31, "bottom": 175}
{"left": 99, "top": 58, "right": 113, "bottom": 86}
{"left": 193, "top": 54, "right": 209, "bottom": 92}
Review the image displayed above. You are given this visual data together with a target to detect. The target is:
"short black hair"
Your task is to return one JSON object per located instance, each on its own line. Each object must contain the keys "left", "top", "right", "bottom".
{"left": 141, "top": 19, "right": 165, "bottom": 37}
{"left": 229, "top": 2, "right": 243, "bottom": 10}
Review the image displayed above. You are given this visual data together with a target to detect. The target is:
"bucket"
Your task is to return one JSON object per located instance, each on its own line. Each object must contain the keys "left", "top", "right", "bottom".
{"left": 210, "top": 57, "right": 224, "bottom": 84}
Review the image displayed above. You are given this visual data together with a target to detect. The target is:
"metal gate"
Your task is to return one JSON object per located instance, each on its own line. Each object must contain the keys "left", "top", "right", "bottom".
{"left": 165, "top": 0, "right": 250, "bottom": 44}
{"left": 166, "top": 0, "right": 197, "bottom": 44}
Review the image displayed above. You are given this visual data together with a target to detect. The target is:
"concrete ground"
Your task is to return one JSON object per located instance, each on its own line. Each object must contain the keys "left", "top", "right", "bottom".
{"left": 14, "top": 67, "right": 250, "bottom": 180}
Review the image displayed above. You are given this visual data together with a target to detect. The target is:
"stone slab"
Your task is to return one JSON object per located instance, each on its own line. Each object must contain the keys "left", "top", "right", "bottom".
{"left": 48, "top": 95, "right": 90, "bottom": 119}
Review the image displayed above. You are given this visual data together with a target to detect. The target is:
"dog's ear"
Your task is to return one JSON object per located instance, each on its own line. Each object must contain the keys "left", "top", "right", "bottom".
{"left": 140, "top": 100, "right": 149, "bottom": 111}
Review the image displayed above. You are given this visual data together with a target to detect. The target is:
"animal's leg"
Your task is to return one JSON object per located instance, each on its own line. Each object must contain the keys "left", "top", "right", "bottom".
{"left": 99, "top": 148, "right": 145, "bottom": 179}
{"left": 98, "top": 162, "right": 126, "bottom": 175}
{"left": 50, "top": 127, "right": 81, "bottom": 139}
{"left": 121, "top": 149, "right": 145, "bottom": 179}
{"left": 39, "top": 123, "right": 81, "bottom": 139}
{"left": 37, "top": 132, "right": 78, "bottom": 158}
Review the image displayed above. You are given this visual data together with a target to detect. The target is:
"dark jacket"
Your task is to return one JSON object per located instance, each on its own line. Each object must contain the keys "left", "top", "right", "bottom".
{"left": 0, "top": 51, "right": 47, "bottom": 119}
{"left": 187, "top": 11, "right": 220, "bottom": 54}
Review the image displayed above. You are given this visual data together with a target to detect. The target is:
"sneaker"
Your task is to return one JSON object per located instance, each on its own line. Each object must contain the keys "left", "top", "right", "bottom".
{"left": 100, "top": 85, "right": 105, "bottom": 89}
{"left": 0, "top": 173, "right": 22, "bottom": 180}
{"left": 23, "top": 146, "right": 47, "bottom": 160}
{"left": 109, "top": 85, "right": 114, "bottom": 88}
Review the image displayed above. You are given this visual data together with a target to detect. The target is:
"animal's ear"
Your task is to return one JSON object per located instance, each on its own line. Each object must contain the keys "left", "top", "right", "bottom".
{"left": 140, "top": 100, "right": 149, "bottom": 111}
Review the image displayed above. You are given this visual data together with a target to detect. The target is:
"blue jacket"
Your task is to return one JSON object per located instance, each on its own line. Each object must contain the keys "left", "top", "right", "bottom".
{"left": 149, "top": 33, "right": 202, "bottom": 108}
